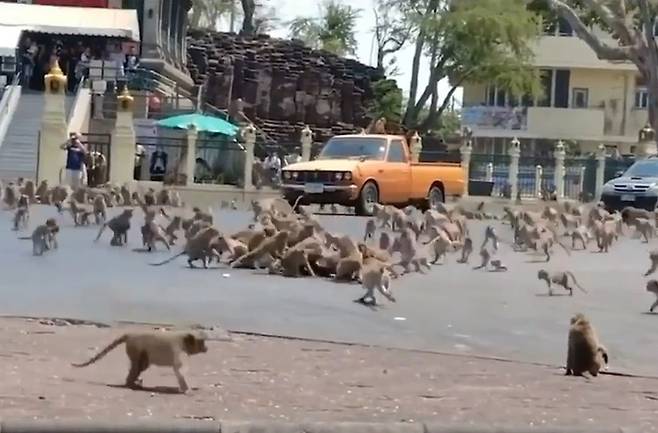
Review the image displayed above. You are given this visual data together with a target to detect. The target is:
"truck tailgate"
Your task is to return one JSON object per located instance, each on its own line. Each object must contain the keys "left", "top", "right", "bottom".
{"left": 410, "top": 162, "right": 465, "bottom": 198}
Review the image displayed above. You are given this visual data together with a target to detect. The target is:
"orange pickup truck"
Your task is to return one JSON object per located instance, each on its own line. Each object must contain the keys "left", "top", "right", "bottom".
{"left": 280, "top": 134, "right": 465, "bottom": 216}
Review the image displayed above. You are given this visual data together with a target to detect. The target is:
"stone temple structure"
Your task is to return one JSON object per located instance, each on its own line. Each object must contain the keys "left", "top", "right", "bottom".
{"left": 186, "top": 30, "right": 392, "bottom": 147}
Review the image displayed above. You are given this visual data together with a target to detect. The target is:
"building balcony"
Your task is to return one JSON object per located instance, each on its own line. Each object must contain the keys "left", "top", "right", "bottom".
{"left": 461, "top": 105, "right": 629, "bottom": 142}
{"left": 532, "top": 36, "right": 637, "bottom": 71}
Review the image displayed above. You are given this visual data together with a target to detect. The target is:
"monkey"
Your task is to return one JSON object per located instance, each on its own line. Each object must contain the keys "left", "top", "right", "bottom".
{"left": 334, "top": 249, "right": 364, "bottom": 282}
{"left": 69, "top": 200, "right": 93, "bottom": 226}
{"left": 192, "top": 207, "right": 214, "bottom": 225}
{"left": 473, "top": 248, "right": 491, "bottom": 271}
{"left": 457, "top": 237, "right": 473, "bottom": 264}
{"left": 35, "top": 180, "right": 48, "bottom": 203}
{"left": 425, "top": 229, "right": 458, "bottom": 265}
{"left": 646, "top": 280, "right": 658, "bottom": 313}
{"left": 560, "top": 213, "right": 581, "bottom": 235}
{"left": 325, "top": 232, "right": 360, "bottom": 258}
{"left": 489, "top": 259, "right": 508, "bottom": 272}
{"left": 537, "top": 269, "right": 587, "bottom": 296}
{"left": 542, "top": 206, "right": 559, "bottom": 223}
{"left": 212, "top": 235, "right": 248, "bottom": 263}
{"left": 151, "top": 227, "right": 222, "bottom": 269}
{"left": 593, "top": 221, "right": 616, "bottom": 253}
{"left": 366, "top": 116, "right": 387, "bottom": 134}
{"left": 170, "top": 191, "right": 182, "bottom": 208}
{"left": 12, "top": 198, "right": 29, "bottom": 231}
{"left": 521, "top": 210, "right": 543, "bottom": 226}
{"left": 163, "top": 216, "right": 182, "bottom": 245}
{"left": 156, "top": 189, "right": 171, "bottom": 206}
{"left": 143, "top": 189, "right": 156, "bottom": 207}
{"left": 356, "top": 265, "right": 395, "bottom": 306}
{"left": 3, "top": 183, "right": 18, "bottom": 209}
{"left": 372, "top": 203, "right": 393, "bottom": 229}
{"left": 19, "top": 218, "right": 59, "bottom": 256}
{"left": 379, "top": 232, "right": 391, "bottom": 252}
{"left": 141, "top": 221, "right": 171, "bottom": 252}
{"left": 230, "top": 199, "right": 237, "bottom": 210}
{"left": 621, "top": 206, "right": 653, "bottom": 225}
{"left": 630, "top": 217, "right": 654, "bottom": 243}
{"left": 363, "top": 219, "right": 376, "bottom": 242}
{"left": 185, "top": 219, "right": 212, "bottom": 240}
{"left": 645, "top": 250, "right": 658, "bottom": 277}
{"left": 390, "top": 228, "right": 431, "bottom": 274}
{"left": 480, "top": 225, "right": 499, "bottom": 252}
{"left": 71, "top": 331, "right": 208, "bottom": 393}
{"left": 95, "top": 209, "right": 134, "bottom": 246}
{"left": 230, "top": 231, "right": 289, "bottom": 269}
{"left": 270, "top": 248, "right": 316, "bottom": 278}
{"left": 119, "top": 185, "right": 132, "bottom": 206}
{"left": 570, "top": 225, "right": 591, "bottom": 250}
{"left": 566, "top": 313, "right": 608, "bottom": 377}
{"left": 92, "top": 195, "right": 107, "bottom": 225}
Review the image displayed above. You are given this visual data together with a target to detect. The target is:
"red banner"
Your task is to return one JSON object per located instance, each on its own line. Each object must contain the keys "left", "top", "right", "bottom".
{"left": 33, "top": 0, "right": 108, "bottom": 7}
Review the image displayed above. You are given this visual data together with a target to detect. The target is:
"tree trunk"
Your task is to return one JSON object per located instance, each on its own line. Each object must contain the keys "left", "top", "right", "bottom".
{"left": 403, "top": 32, "right": 425, "bottom": 127}
{"left": 240, "top": 0, "right": 256, "bottom": 35}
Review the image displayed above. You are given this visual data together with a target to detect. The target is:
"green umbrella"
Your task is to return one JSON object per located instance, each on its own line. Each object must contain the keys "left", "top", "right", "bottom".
{"left": 156, "top": 113, "right": 239, "bottom": 136}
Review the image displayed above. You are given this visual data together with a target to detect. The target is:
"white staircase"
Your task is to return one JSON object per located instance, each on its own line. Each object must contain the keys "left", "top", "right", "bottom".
{"left": 0, "top": 92, "right": 74, "bottom": 181}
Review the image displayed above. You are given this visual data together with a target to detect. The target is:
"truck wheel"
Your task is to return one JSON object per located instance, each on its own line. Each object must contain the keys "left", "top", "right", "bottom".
{"left": 356, "top": 181, "right": 379, "bottom": 216}
{"left": 427, "top": 185, "right": 444, "bottom": 210}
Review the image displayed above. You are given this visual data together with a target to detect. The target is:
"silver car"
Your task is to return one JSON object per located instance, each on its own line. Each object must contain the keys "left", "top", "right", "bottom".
{"left": 601, "top": 158, "right": 658, "bottom": 211}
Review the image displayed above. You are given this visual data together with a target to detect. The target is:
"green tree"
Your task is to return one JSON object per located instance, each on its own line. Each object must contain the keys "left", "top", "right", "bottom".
{"left": 368, "top": 79, "right": 403, "bottom": 125}
{"left": 539, "top": 0, "right": 658, "bottom": 139}
{"left": 188, "top": 0, "right": 233, "bottom": 30}
{"left": 288, "top": 1, "right": 361, "bottom": 56}
{"left": 399, "top": 0, "right": 541, "bottom": 132}
{"left": 372, "top": 0, "right": 412, "bottom": 75}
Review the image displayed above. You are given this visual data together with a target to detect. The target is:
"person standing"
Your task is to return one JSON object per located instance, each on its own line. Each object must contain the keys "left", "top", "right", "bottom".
{"left": 134, "top": 143, "right": 145, "bottom": 180}
{"left": 60, "top": 132, "right": 88, "bottom": 189}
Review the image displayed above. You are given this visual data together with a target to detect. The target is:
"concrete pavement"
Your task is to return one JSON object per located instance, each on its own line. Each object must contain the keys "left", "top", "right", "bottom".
{"left": 0, "top": 204, "right": 656, "bottom": 376}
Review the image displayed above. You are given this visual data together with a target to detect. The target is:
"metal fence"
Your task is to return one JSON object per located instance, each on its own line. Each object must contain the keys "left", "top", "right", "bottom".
{"left": 79, "top": 133, "right": 111, "bottom": 187}
{"left": 469, "top": 153, "right": 510, "bottom": 197}
{"left": 196, "top": 137, "right": 245, "bottom": 186}
{"left": 135, "top": 136, "right": 186, "bottom": 184}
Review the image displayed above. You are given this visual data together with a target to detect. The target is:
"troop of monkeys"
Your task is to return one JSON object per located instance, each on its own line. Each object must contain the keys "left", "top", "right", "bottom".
{"left": 3, "top": 174, "right": 658, "bottom": 389}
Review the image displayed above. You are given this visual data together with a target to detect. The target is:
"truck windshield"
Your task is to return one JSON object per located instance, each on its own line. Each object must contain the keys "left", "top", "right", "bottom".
{"left": 624, "top": 160, "right": 658, "bottom": 177}
{"left": 317, "top": 137, "right": 387, "bottom": 161}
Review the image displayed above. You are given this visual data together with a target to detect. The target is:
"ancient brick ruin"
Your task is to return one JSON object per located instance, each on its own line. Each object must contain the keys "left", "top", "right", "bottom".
{"left": 186, "top": 30, "right": 390, "bottom": 147}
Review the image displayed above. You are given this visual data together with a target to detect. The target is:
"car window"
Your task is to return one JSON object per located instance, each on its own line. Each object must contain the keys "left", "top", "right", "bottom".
{"left": 387, "top": 140, "right": 407, "bottom": 163}
{"left": 624, "top": 159, "right": 658, "bottom": 177}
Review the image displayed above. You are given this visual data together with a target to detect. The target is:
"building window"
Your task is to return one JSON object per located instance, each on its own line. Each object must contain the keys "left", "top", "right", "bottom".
{"left": 635, "top": 87, "right": 649, "bottom": 109}
{"left": 538, "top": 69, "right": 553, "bottom": 107}
{"left": 572, "top": 88, "right": 588, "bottom": 109}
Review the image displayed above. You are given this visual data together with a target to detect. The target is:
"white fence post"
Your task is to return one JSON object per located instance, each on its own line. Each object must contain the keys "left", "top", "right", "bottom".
{"left": 508, "top": 137, "right": 520, "bottom": 200}
{"left": 534, "top": 165, "right": 543, "bottom": 198}
{"left": 595, "top": 144, "right": 606, "bottom": 200}
{"left": 553, "top": 140, "right": 566, "bottom": 199}
{"left": 485, "top": 162, "right": 493, "bottom": 182}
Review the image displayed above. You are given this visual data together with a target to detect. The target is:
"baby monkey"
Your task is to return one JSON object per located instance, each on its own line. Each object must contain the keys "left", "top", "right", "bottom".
{"left": 356, "top": 265, "right": 396, "bottom": 306}
{"left": 537, "top": 269, "right": 587, "bottom": 296}
{"left": 72, "top": 330, "right": 208, "bottom": 393}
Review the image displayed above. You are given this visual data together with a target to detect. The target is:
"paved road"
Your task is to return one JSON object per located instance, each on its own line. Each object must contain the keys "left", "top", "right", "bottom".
{"left": 0, "top": 204, "right": 656, "bottom": 375}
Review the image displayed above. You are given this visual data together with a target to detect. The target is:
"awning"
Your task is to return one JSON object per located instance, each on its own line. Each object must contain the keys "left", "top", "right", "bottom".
{"left": 0, "top": 2, "right": 140, "bottom": 42}
{"left": 0, "top": 25, "right": 23, "bottom": 57}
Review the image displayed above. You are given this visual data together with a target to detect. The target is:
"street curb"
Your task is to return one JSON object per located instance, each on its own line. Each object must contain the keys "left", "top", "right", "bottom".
{"left": 0, "top": 420, "right": 634, "bottom": 433}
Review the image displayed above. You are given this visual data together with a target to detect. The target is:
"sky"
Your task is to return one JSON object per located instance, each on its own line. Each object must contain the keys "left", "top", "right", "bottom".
{"left": 217, "top": 0, "right": 462, "bottom": 107}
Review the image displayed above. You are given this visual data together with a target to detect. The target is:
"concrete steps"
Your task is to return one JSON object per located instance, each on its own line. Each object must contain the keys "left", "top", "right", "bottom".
{"left": 0, "top": 91, "right": 73, "bottom": 181}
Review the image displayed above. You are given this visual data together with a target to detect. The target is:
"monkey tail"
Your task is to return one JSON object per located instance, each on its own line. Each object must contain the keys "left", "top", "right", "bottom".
{"left": 94, "top": 223, "right": 108, "bottom": 242}
{"left": 565, "top": 271, "right": 587, "bottom": 293}
{"left": 291, "top": 194, "right": 305, "bottom": 212}
{"left": 17, "top": 236, "right": 32, "bottom": 240}
{"left": 71, "top": 334, "right": 127, "bottom": 367}
{"left": 149, "top": 251, "right": 186, "bottom": 266}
